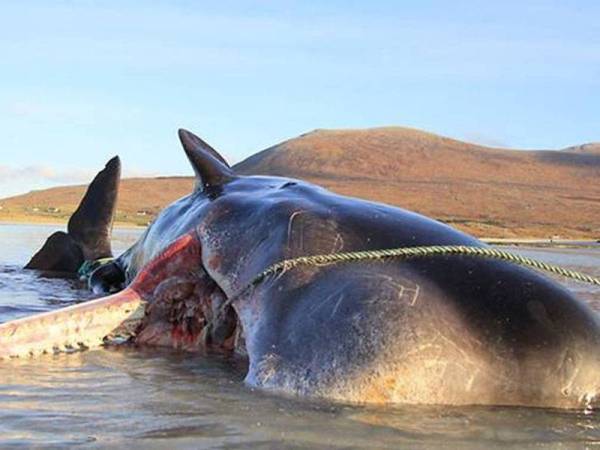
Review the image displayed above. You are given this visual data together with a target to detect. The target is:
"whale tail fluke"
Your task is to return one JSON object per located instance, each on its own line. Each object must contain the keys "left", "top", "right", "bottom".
{"left": 25, "top": 156, "right": 121, "bottom": 274}
{"left": 67, "top": 156, "right": 121, "bottom": 261}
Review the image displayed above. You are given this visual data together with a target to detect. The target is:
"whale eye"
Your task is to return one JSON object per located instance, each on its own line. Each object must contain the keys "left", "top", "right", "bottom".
{"left": 280, "top": 182, "right": 297, "bottom": 189}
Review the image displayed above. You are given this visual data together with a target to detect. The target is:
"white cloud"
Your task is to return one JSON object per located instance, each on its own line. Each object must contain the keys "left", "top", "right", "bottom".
{"left": 0, "top": 164, "right": 158, "bottom": 198}
{"left": 0, "top": 164, "right": 95, "bottom": 185}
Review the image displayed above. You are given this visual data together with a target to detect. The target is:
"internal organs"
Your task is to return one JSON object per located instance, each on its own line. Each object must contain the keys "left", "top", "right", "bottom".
{"left": 135, "top": 273, "right": 238, "bottom": 352}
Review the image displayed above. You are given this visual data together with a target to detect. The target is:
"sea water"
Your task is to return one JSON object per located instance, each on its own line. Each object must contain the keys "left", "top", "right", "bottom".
{"left": 0, "top": 223, "right": 599, "bottom": 449}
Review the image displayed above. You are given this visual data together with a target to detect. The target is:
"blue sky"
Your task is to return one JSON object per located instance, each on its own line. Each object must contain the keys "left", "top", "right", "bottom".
{"left": 0, "top": 0, "right": 598, "bottom": 197}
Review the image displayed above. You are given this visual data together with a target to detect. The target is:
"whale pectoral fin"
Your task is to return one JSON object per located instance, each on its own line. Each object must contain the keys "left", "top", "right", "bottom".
{"left": 178, "top": 129, "right": 235, "bottom": 191}
{"left": 0, "top": 288, "right": 146, "bottom": 359}
{"left": 178, "top": 128, "right": 231, "bottom": 168}
{"left": 68, "top": 156, "right": 121, "bottom": 261}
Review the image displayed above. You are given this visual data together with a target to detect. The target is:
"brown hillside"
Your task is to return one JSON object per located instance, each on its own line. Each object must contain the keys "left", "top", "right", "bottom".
{"left": 1, "top": 127, "right": 598, "bottom": 238}
{"left": 564, "top": 143, "right": 600, "bottom": 155}
{"left": 0, "top": 177, "right": 194, "bottom": 227}
{"left": 234, "top": 127, "right": 600, "bottom": 239}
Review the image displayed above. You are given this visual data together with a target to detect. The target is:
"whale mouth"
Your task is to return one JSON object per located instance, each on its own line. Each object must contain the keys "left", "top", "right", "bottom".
{"left": 131, "top": 233, "right": 241, "bottom": 353}
{"left": 0, "top": 233, "right": 241, "bottom": 359}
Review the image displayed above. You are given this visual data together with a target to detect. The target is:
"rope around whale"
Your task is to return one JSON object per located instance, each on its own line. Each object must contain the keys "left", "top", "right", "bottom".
{"left": 98, "top": 245, "right": 600, "bottom": 347}
{"left": 246, "top": 245, "right": 600, "bottom": 288}
{"left": 75, "top": 245, "right": 600, "bottom": 340}
{"left": 205, "top": 244, "right": 600, "bottom": 330}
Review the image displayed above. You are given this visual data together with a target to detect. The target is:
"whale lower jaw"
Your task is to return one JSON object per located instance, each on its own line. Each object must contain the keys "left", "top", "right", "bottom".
{"left": 0, "top": 288, "right": 146, "bottom": 358}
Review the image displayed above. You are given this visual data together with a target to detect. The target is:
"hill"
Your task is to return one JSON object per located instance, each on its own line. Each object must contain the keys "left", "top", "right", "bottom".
{"left": 1, "top": 127, "right": 599, "bottom": 238}
{"left": 0, "top": 176, "right": 195, "bottom": 227}
{"left": 234, "top": 127, "right": 600, "bottom": 238}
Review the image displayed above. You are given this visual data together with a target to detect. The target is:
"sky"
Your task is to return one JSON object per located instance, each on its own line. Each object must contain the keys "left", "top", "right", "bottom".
{"left": 0, "top": 0, "right": 598, "bottom": 197}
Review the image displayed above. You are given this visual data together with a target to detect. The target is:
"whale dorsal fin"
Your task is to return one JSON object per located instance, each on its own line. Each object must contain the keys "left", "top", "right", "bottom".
{"left": 178, "top": 129, "right": 234, "bottom": 191}
{"left": 67, "top": 156, "right": 121, "bottom": 261}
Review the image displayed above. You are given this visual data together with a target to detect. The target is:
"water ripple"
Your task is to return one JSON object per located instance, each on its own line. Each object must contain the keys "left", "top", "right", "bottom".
{"left": 0, "top": 225, "right": 599, "bottom": 448}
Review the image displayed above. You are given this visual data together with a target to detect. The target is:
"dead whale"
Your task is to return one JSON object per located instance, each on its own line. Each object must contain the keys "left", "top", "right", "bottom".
{"left": 2, "top": 129, "right": 599, "bottom": 409}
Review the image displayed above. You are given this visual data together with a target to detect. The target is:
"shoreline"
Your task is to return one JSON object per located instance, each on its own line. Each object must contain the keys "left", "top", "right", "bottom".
{"left": 0, "top": 219, "right": 145, "bottom": 230}
{"left": 481, "top": 238, "right": 600, "bottom": 248}
{"left": 1, "top": 219, "right": 597, "bottom": 247}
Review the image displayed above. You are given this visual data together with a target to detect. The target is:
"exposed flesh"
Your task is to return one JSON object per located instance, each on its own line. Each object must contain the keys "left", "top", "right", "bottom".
{"left": 0, "top": 232, "right": 238, "bottom": 359}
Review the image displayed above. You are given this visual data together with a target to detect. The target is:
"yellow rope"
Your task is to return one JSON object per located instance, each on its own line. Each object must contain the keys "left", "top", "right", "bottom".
{"left": 250, "top": 245, "right": 600, "bottom": 287}
{"left": 205, "top": 244, "right": 599, "bottom": 333}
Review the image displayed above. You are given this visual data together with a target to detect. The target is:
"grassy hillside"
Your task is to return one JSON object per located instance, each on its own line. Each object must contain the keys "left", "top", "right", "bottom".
{"left": 1, "top": 127, "right": 598, "bottom": 239}
{"left": 236, "top": 127, "right": 600, "bottom": 239}
{"left": 0, "top": 177, "right": 194, "bottom": 227}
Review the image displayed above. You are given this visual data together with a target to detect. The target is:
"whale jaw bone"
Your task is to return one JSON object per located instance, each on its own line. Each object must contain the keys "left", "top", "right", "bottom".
{"left": 0, "top": 233, "right": 206, "bottom": 359}
{"left": 0, "top": 288, "right": 146, "bottom": 359}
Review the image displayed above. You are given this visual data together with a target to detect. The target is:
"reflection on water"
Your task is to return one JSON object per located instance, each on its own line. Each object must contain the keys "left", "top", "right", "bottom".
{"left": 0, "top": 223, "right": 599, "bottom": 448}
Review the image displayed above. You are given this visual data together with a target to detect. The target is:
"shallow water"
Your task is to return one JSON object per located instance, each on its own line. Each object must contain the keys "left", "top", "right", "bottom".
{"left": 0, "top": 223, "right": 599, "bottom": 449}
